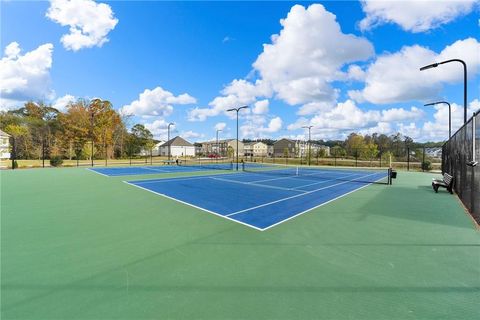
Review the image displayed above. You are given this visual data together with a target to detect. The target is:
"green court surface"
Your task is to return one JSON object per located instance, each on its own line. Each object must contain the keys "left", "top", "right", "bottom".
{"left": 1, "top": 168, "right": 479, "bottom": 319}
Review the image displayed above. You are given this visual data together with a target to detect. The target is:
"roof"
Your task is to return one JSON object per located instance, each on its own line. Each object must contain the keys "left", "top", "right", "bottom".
{"left": 0, "top": 129, "right": 10, "bottom": 137}
{"left": 244, "top": 141, "right": 267, "bottom": 146}
{"left": 199, "top": 139, "right": 240, "bottom": 144}
{"left": 274, "top": 138, "right": 295, "bottom": 145}
{"left": 161, "top": 136, "right": 193, "bottom": 147}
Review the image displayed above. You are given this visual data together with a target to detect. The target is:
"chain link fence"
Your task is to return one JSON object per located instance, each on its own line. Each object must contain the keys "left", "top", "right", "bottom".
{"left": 442, "top": 110, "right": 479, "bottom": 224}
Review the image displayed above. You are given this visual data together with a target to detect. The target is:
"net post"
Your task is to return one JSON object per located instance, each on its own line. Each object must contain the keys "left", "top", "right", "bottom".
{"left": 388, "top": 167, "right": 392, "bottom": 185}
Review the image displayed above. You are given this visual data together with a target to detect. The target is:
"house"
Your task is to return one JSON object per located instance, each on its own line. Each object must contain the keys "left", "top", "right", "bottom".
{"left": 139, "top": 140, "right": 165, "bottom": 156}
{"left": 0, "top": 129, "right": 11, "bottom": 160}
{"left": 159, "top": 136, "right": 195, "bottom": 157}
{"left": 425, "top": 147, "right": 442, "bottom": 158}
{"left": 273, "top": 138, "right": 296, "bottom": 157}
{"left": 244, "top": 141, "right": 268, "bottom": 157}
{"left": 200, "top": 139, "right": 244, "bottom": 157}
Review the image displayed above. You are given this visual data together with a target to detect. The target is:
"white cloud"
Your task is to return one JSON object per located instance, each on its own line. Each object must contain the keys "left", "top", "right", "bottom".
{"left": 52, "top": 94, "right": 75, "bottom": 111}
{"left": 253, "top": 3, "right": 374, "bottom": 105}
{"left": 350, "top": 38, "right": 480, "bottom": 104}
{"left": 241, "top": 116, "right": 283, "bottom": 138}
{"left": 359, "top": 0, "right": 478, "bottom": 33}
{"left": 346, "top": 64, "right": 366, "bottom": 81}
{"left": 288, "top": 100, "right": 425, "bottom": 139}
{"left": 188, "top": 79, "right": 270, "bottom": 121}
{"left": 252, "top": 99, "right": 269, "bottom": 114}
{"left": 46, "top": 0, "right": 118, "bottom": 51}
{"left": 214, "top": 122, "right": 227, "bottom": 131}
{"left": 181, "top": 130, "right": 204, "bottom": 141}
{"left": 143, "top": 119, "right": 170, "bottom": 140}
{"left": 120, "top": 86, "right": 196, "bottom": 117}
{"left": 416, "top": 99, "right": 479, "bottom": 140}
{"left": 297, "top": 101, "right": 332, "bottom": 116}
{"left": 0, "top": 42, "right": 54, "bottom": 109}
{"left": 190, "top": 4, "right": 374, "bottom": 122}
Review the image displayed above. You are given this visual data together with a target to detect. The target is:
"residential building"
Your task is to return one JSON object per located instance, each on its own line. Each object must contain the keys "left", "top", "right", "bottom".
{"left": 273, "top": 138, "right": 296, "bottom": 157}
{"left": 0, "top": 129, "right": 10, "bottom": 160}
{"left": 159, "top": 136, "right": 195, "bottom": 157}
{"left": 244, "top": 141, "right": 268, "bottom": 157}
{"left": 297, "top": 141, "right": 330, "bottom": 157}
{"left": 267, "top": 145, "right": 274, "bottom": 157}
{"left": 200, "top": 139, "right": 244, "bottom": 157}
{"left": 425, "top": 147, "right": 442, "bottom": 158}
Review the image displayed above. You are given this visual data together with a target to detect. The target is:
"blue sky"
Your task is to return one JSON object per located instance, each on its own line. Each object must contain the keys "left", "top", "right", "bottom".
{"left": 1, "top": 0, "right": 479, "bottom": 142}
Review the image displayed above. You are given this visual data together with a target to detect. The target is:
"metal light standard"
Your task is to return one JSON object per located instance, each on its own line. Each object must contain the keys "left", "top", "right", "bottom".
{"left": 167, "top": 122, "right": 174, "bottom": 161}
{"left": 90, "top": 109, "right": 95, "bottom": 167}
{"left": 302, "top": 125, "right": 313, "bottom": 165}
{"left": 216, "top": 129, "right": 222, "bottom": 158}
{"left": 226, "top": 106, "right": 249, "bottom": 170}
{"left": 420, "top": 59, "right": 467, "bottom": 124}
{"left": 424, "top": 101, "right": 452, "bottom": 139}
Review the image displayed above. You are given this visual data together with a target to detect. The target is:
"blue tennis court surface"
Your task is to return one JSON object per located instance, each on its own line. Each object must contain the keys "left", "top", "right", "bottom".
{"left": 89, "top": 164, "right": 229, "bottom": 176}
{"left": 126, "top": 167, "right": 389, "bottom": 230}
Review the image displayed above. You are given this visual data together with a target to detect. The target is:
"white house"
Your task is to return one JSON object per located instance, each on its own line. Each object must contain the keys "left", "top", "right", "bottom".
{"left": 159, "top": 136, "right": 195, "bottom": 157}
{"left": 0, "top": 129, "right": 11, "bottom": 160}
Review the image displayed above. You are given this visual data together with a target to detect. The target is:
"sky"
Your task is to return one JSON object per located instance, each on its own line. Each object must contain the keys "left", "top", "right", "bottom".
{"left": 1, "top": 0, "right": 479, "bottom": 143}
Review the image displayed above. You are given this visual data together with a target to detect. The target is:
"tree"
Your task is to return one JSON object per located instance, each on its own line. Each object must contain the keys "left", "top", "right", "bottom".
{"left": 361, "top": 142, "right": 379, "bottom": 163}
{"left": 345, "top": 133, "right": 366, "bottom": 157}
{"left": 131, "top": 124, "right": 153, "bottom": 155}
{"left": 331, "top": 145, "right": 346, "bottom": 157}
{"left": 227, "top": 146, "right": 234, "bottom": 159}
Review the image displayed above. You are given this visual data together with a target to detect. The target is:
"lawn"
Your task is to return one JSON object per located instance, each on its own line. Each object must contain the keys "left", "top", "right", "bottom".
{"left": 1, "top": 167, "right": 479, "bottom": 319}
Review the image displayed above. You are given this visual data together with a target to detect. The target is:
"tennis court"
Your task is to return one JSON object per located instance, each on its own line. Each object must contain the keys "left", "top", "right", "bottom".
{"left": 126, "top": 164, "right": 390, "bottom": 230}
{"left": 89, "top": 161, "right": 233, "bottom": 176}
{"left": 1, "top": 167, "right": 479, "bottom": 319}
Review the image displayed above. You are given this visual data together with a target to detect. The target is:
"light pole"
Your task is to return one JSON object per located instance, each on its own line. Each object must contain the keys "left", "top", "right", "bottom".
{"left": 424, "top": 101, "right": 452, "bottom": 139}
{"left": 90, "top": 109, "right": 95, "bottom": 167}
{"left": 302, "top": 125, "right": 313, "bottom": 165}
{"left": 167, "top": 122, "right": 174, "bottom": 161}
{"left": 216, "top": 129, "right": 222, "bottom": 158}
{"left": 420, "top": 59, "right": 467, "bottom": 124}
{"left": 226, "top": 106, "right": 249, "bottom": 170}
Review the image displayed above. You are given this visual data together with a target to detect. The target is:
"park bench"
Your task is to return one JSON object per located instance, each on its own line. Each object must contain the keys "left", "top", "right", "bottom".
{"left": 432, "top": 173, "right": 453, "bottom": 194}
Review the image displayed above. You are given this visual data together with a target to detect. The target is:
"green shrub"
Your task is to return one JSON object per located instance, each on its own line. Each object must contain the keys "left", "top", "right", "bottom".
{"left": 50, "top": 156, "right": 64, "bottom": 167}
{"left": 421, "top": 160, "right": 432, "bottom": 171}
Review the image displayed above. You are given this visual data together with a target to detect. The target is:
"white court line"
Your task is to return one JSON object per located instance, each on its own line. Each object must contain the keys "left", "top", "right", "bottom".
{"left": 86, "top": 168, "right": 110, "bottom": 177}
{"left": 209, "top": 177, "right": 306, "bottom": 193}
{"left": 226, "top": 172, "right": 381, "bottom": 217}
{"left": 142, "top": 167, "right": 171, "bottom": 173}
{"left": 123, "top": 181, "right": 262, "bottom": 231}
{"left": 131, "top": 175, "right": 228, "bottom": 184}
{"left": 261, "top": 174, "right": 387, "bottom": 231}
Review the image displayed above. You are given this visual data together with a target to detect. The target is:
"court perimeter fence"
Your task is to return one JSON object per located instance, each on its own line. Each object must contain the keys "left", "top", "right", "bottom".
{"left": 442, "top": 110, "right": 480, "bottom": 224}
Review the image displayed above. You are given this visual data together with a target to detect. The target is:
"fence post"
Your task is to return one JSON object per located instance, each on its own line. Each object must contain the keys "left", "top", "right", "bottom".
{"left": 42, "top": 138, "right": 45, "bottom": 168}
{"left": 11, "top": 137, "right": 15, "bottom": 170}
{"left": 355, "top": 149, "right": 358, "bottom": 167}
{"left": 422, "top": 147, "right": 425, "bottom": 172}
{"left": 407, "top": 147, "right": 410, "bottom": 171}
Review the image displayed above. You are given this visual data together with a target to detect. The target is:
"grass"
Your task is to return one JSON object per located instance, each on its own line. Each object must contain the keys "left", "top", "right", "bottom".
{"left": 1, "top": 167, "right": 479, "bottom": 319}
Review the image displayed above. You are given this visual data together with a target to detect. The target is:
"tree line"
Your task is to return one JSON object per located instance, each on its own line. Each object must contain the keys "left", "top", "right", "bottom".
{"left": 0, "top": 100, "right": 157, "bottom": 161}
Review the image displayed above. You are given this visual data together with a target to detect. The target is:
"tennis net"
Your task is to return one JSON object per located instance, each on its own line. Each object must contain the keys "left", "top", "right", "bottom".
{"left": 242, "top": 162, "right": 391, "bottom": 185}
{"left": 179, "top": 158, "right": 233, "bottom": 170}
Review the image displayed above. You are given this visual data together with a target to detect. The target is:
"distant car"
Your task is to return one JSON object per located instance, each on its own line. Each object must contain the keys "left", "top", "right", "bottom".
{"left": 207, "top": 154, "right": 220, "bottom": 158}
